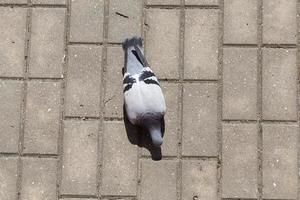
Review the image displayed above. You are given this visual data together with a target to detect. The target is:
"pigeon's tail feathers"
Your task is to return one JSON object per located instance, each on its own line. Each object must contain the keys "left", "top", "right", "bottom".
{"left": 149, "top": 129, "right": 163, "bottom": 147}
{"left": 122, "top": 36, "right": 143, "bottom": 51}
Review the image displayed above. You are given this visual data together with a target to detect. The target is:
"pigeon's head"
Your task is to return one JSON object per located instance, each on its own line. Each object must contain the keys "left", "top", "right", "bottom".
{"left": 140, "top": 113, "right": 164, "bottom": 147}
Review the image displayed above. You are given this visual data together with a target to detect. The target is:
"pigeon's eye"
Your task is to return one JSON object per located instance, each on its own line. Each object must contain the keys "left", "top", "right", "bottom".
{"left": 131, "top": 50, "right": 144, "bottom": 66}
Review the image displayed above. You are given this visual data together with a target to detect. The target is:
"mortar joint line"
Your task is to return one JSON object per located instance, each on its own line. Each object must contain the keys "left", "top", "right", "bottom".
{"left": 176, "top": 1, "right": 185, "bottom": 200}
{"left": 257, "top": 0, "right": 263, "bottom": 199}
{"left": 16, "top": 1, "right": 32, "bottom": 199}
{"left": 55, "top": 0, "right": 71, "bottom": 198}
{"left": 97, "top": 0, "right": 110, "bottom": 199}
{"left": 296, "top": 1, "right": 300, "bottom": 200}
{"left": 217, "top": 0, "right": 224, "bottom": 199}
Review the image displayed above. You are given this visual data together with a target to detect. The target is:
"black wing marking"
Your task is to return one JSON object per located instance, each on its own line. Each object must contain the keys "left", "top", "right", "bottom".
{"left": 123, "top": 84, "right": 134, "bottom": 93}
{"left": 144, "top": 79, "right": 160, "bottom": 86}
{"left": 123, "top": 75, "right": 136, "bottom": 84}
{"left": 139, "top": 70, "right": 155, "bottom": 81}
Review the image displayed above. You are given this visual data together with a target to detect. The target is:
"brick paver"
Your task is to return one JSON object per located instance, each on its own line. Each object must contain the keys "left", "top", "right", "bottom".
{"left": 0, "top": 157, "right": 18, "bottom": 200}
{"left": 65, "top": 45, "right": 102, "bottom": 117}
{"left": 24, "top": 81, "right": 61, "bottom": 154}
{"left": 0, "top": 7, "right": 26, "bottom": 77}
{"left": 224, "top": 0, "right": 257, "bottom": 44}
{"left": 61, "top": 120, "right": 98, "bottom": 196}
{"left": 182, "top": 83, "right": 218, "bottom": 156}
{"left": 0, "top": 1, "right": 299, "bottom": 200}
{"left": 20, "top": 158, "right": 57, "bottom": 200}
{"left": 141, "top": 160, "right": 177, "bottom": 200}
{"left": 223, "top": 47, "right": 257, "bottom": 120}
{"left": 262, "top": 48, "right": 297, "bottom": 120}
{"left": 262, "top": 124, "right": 298, "bottom": 199}
{"left": 222, "top": 123, "right": 258, "bottom": 198}
{"left": 184, "top": 9, "right": 219, "bottom": 79}
{"left": 145, "top": 8, "right": 180, "bottom": 79}
{"left": 0, "top": 80, "right": 22, "bottom": 153}
{"left": 29, "top": 8, "right": 65, "bottom": 78}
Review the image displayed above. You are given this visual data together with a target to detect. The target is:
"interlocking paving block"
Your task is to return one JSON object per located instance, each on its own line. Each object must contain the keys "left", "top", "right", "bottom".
{"left": 185, "top": 0, "right": 218, "bottom": 5}
{"left": 146, "top": 0, "right": 180, "bottom": 5}
{"left": 141, "top": 160, "right": 177, "bottom": 200}
{"left": 145, "top": 9, "right": 180, "bottom": 79}
{"left": 262, "top": 124, "right": 298, "bottom": 199}
{"left": 0, "top": 80, "right": 22, "bottom": 153}
{"left": 105, "top": 46, "right": 123, "bottom": 118}
{"left": 101, "top": 121, "right": 137, "bottom": 196}
{"left": 61, "top": 120, "right": 98, "bottom": 196}
{"left": 70, "top": 0, "right": 104, "bottom": 42}
{"left": 142, "top": 82, "right": 179, "bottom": 156}
{"left": 222, "top": 123, "right": 258, "bottom": 198}
{"left": 184, "top": 9, "right": 219, "bottom": 79}
{"left": 32, "top": 0, "right": 66, "bottom": 4}
{"left": 0, "top": 7, "right": 26, "bottom": 77}
{"left": 24, "top": 81, "right": 61, "bottom": 154}
{"left": 182, "top": 160, "right": 217, "bottom": 200}
{"left": 224, "top": 0, "right": 257, "bottom": 44}
{"left": 65, "top": 45, "right": 102, "bottom": 117}
{"left": 29, "top": 8, "right": 66, "bottom": 78}
{"left": 0, "top": 157, "right": 18, "bottom": 200}
{"left": 108, "top": 0, "right": 142, "bottom": 43}
{"left": 182, "top": 83, "right": 218, "bottom": 156}
{"left": 263, "top": 0, "right": 297, "bottom": 44}
{"left": 262, "top": 48, "right": 297, "bottom": 120}
{"left": 20, "top": 157, "right": 57, "bottom": 200}
{"left": 223, "top": 47, "right": 257, "bottom": 120}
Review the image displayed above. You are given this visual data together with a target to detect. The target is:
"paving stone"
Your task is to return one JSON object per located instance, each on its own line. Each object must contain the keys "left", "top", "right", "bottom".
{"left": 262, "top": 49, "right": 297, "bottom": 120}
{"left": 70, "top": 0, "right": 104, "bottom": 42}
{"left": 108, "top": 0, "right": 142, "bottom": 43}
{"left": 142, "top": 82, "right": 179, "bottom": 156}
{"left": 61, "top": 120, "right": 98, "bottom": 196}
{"left": 263, "top": 0, "right": 297, "bottom": 44}
{"left": 145, "top": 9, "right": 180, "bottom": 79}
{"left": 222, "top": 123, "right": 258, "bottom": 199}
{"left": 223, "top": 48, "right": 257, "bottom": 120}
{"left": 101, "top": 121, "right": 137, "bottom": 196}
{"left": 182, "top": 160, "right": 217, "bottom": 200}
{"left": 141, "top": 160, "right": 177, "bottom": 200}
{"left": 0, "top": 7, "right": 26, "bottom": 77}
{"left": 0, "top": 0, "right": 26, "bottom": 3}
{"left": 262, "top": 124, "right": 298, "bottom": 199}
{"left": 20, "top": 158, "right": 57, "bottom": 200}
{"left": 0, "top": 157, "right": 18, "bottom": 200}
{"left": 32, "top": 0, "right": 66, "bottom": 4}
{"left": 24, "top": 81, "right": 61, "bottom": 154}
{"left": 184, "top": 9, "right": 219, "bottom": 79}
{"left": 0, "top": 80, "right": 22, "bottom": 153}
{"left": 29, "top": 8, "right": 65, "bottom": 78}
{"left": 185, "top": 0, "right": 218, "bottom": 5}
{"left": 182, "top": 83, "right": 218, "bottom": 156}
{"left": 146, "top": 0, "right": 180, "bottom": 4}
{"left": 105, "top": 46, "right": 123, "bottom": 118}
{"left": 65, "top": 46, "right": 102, "bottom": 117}
{"left": 224, "top": 0, "right": 257, "bottom": 44}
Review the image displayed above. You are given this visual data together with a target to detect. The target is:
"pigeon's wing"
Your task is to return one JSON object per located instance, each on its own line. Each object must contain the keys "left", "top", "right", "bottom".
{"left": 161, "top": 116, "right": 165, "bottom": 138}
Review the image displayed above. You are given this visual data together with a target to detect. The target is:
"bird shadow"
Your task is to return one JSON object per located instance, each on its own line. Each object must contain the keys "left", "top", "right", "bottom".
{"left": 123, "top": 104, "right": 162, "bottom": 161}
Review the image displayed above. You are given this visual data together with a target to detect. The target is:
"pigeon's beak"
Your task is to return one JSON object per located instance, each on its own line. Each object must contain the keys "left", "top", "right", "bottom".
{"left": 149, "top": 129, "right": 163, "bottom": 147}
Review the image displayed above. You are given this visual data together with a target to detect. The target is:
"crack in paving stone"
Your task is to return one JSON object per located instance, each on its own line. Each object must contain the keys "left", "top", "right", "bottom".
{"left": 115, "top": 12, "right": 129, "bottom": 19}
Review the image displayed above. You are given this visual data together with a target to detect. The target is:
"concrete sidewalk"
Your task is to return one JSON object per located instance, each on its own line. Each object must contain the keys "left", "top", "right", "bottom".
{"left": 0, "top": 0, "right": 299, "bottom": 200}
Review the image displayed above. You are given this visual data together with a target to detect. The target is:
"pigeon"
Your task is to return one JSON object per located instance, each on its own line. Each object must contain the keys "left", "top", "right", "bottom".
{"left": 122, "top": 36, "right": 166, "bottom": 147}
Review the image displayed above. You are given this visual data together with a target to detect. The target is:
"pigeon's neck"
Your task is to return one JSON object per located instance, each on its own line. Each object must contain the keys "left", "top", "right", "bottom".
{"left": 125, "top": 46, "right": 145, "bottom": 75}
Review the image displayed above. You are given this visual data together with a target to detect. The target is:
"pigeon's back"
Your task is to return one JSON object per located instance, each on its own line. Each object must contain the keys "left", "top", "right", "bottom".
{"left": 122, "top": 37, "right": 166, "bottom": 125}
